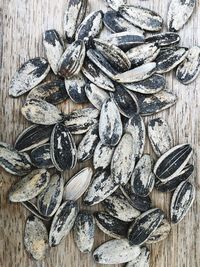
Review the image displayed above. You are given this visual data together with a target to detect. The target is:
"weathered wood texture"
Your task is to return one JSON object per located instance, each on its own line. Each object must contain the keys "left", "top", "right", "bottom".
{"left": 0, "top": 0, "right": 200, "bottom": 267}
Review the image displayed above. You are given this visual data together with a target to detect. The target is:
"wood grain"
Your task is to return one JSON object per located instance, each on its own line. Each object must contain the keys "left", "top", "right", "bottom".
{"left": 0, "top": 0, "right": 200, "bottom": 266}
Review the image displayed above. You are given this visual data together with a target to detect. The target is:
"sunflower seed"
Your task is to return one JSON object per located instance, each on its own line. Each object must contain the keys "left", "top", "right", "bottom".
{"left": 87, "top": 49, "right": 117, "bottom": 79}
{"left": 65, "top": 72, "right": 88, "bottom": 103}
{"left": 24, "top": 216, "right": 49, "bottom": 260}
{"left": 155, "top": 164, "right": 194, "bottom": 192}
{"left": 97, "top": 32, "right": 145, "bottom": 51}
{"left": 49, "top": 200, "right": 78, "bottom": 247}
{"left": 148, "top": 117, "right": 174, "bottom": 157}
{"left": 102, "top": 190, "right": 141, "bottom": 222}
{"left": 63, "top": 167, "right": 93, "bottom": 201}
{"left": 110, "top": 84, "right": 139, "bottom": 118}
{"left": 21, "top": 201, "right": 51, "bottom": 221}
{"left": 111, "top": 133, "right": 135, "bottom": 185}
{"left": 77, "top": 124, "right": 99, "bottom": 162}
{"left": 93, "top": 141, "right": 115, "bottom": 170}
{"left": 95, "top": 211, "right": 129, "bottom": 239}
{"left": 156, "top": 47, "right": 188, "bottom": 73}
{"left": 146, "top": 32, "right": 180, "bottom": 47}
{"left": 73, "top": 211, "right": 95, "bottom": 253}
{"left": 50, "top": 123, "right": 77, "bottom": 171}
{"left": 64, "top": 107, "right": 99, "bottom": 134}
{"left": 21, "top": 99, "right": 63, "bottom": 125}
{"left": 99, "top": 98, "right": 123, "bottom": 146}
{"left": 131, "top": 154, "right": 155, "bottom": 197}
{"left": 128, "top": 208, "right": 165, "bottom": 246}
{"left": 94, "top": 39, "right": 131, "bottom": 72}
{"left": 58, "top": 40, "right": 86, "bottom": 78}
{"left": 27, "top": 79, "right": 68, "bottom": 104}
{"left": 0, "top": 145, "right": 32, "bottom": 176}
{"left": 119, "top": 5, "right": 163, "bottom": 32}
{"left": 82, "top": 58, "right": 115, "bottom": 91}
{"left": 83, "top": 168, "right": 119, "bottom": 206}
{"left": 93, "top": 239, "right": 141, "bottom": 264}
{"left": 154, "top": 144, "right": 193, "bottom": 182}
{"left": 103, "top": 10, "right": 144, "bottom": 35}
{"left": 85, "top": 83, "right": 109, "bottom": 110}
{"left": 75, "top": 11, "right": 103, "bottom": 42}
{"left": 125, "top": 114, "right": 146, "bottom": 162}
{"left": 37, "top": 173, "right": 64, "bottom": 217}
{"left": 104, "top": 0, "right": 127, "bottom": 11}
{"left": 126, "top": 43, "right": 160, "bottom": 67}
{"left": 14, "top": 124, "right": 53, "bottom": 152}
{"left": 167, "top": 0, "right": 196, "bottom": 32}
{"left": 30, "top": 144, "right": 53, "bottom": 169}
{"left": 43, "top": 30, "right": 64, "bottom": 74}
{"left": 125, "top": 246, "right": 150, "bottom": 267}
{"left": 176, "top": 46, "right": 200, "bottom": 84}
{"left": 136, "top": 90, "right": 177, "bottom": 116}
{"left": 9, "top": 57, "right": 50, "bottom": 97}
{"left": 171, "top": 181, "right": 195, "bottom": 224}
{"left": 9, "top": 169, "right": 50, "bottom": 202}
{"left": 123, "top": 74, "right": 166, "bottom": 94}
{"left": 146, "top": 218, "right": 171, "bottom": 244}
{"left": 64, "top": 0, "right": 88, "bottom": 43}
{"left": 120, "top": 184, "right": 152, "bottom": 212}
{"left": 114, "top": 62, "right": 156, "bottom": 83}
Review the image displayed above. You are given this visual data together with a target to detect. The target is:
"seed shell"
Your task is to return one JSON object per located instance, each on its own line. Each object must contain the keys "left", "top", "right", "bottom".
{"left": 167, "top": 0, "right": 196, "bottom": 32}
{"left": 119, "top": 5, "right": 163, "bottom": 31}
{"left": 102, "top": 190, "right": 141, "bottom": 222}
{"left": 43, "top": 29, "right": 64, "bottom": 74}
{"left": 145, "top": 32, "right": 180, "bottom": 47}
{"left": 63, "top": 167, "right": 93, "bottom": 201}
{"left": 50, "top": 123, "right": 77, "bottom": 171}
{"left": 73, "top": 211, "right": 95, "bottom": 253}
{"left": 27, "top": 79, "right": 68, "bottom": 105}
{"left": 49, "top": 200, "right": 78, "bottom": 247}
{"left": 146, "top": 218, "right": 171, "bottom": 244}
{"left": 125, "top": 246, "right": 150, "bottom": 267}
{"left": 21, "top": 201, "right": 51, "bottom": 221}
{"left": 170, "top": 181, "right": 195, "bottom": 224}
{"left": 95, "top": 211, "right": 129, "bottom": 239}
{"left": 9, "top": 169, "right": 50, "bottom": 202}
{"left": 99, "top": 98, "right": 123, "bottom": 146}
{"left": 21, "top": 99, "right": 63, "bottom": 125}
{"left": 93, "top": 141, "right": 115, "bottom": 170}
{"left": 37, "top": 173, "right": 64, "bottom": 217}
{"left": 128, "top": 208, "right": 165, "bottom": 246}
{"left": 93, "top": 239, "right": 141, "bottom": 264}
{"left": 148, "top": 117, "right": 174, "bottom": 157}
{"left": 176, "top": 46, "right": 200, "bottom": 85}
{"left": 104, "top": 0, "right": 127, "bottom": 11}
{"left": 85, "top": 83, "right": 109, "bottom": 110}
{"left": 30, "top": 144, "right": 53, "bottom": 169}
{"left": 9, "top": 57, "right": 50, "bottom": 97}
{"left": 24, "top": 215, "right": 49, "bottom": 261}
{"left": 154, "top": 144, "right": 193, "bottom": 182}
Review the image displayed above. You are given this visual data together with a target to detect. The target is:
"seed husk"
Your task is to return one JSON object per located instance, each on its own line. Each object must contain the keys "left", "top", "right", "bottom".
{"left": 73, "top": 211, "right": 95, "bottom": 253}
{"left": 125, "top": 246, "right": 150, "bottom": 267}
{"left": 128, "top": 208, "right": 165, "bottom": 246}
{"left": 9, "top": 169, "right": 50, "bottom": 202}
{"left": 148, "top": 117, "right": 174, "bottom": 157}
{"left": 119, "top": 5, "right": 163, "bottom": 31}
{"left": 93, "top": 141, "right": 115, "bottom": 170}
{"left": 104, "top": 0, "right": 127, "bottom": 11}
{"left": 21, "top": 201, "right": 51, "bottom": 221}
{"left": 146, "top": 218, "right": 171, "bottom": 244}
{"left": 43, "top": 29, "right": 64, "bottom": 74}
{"left": 63, "top": 167, "right": 93, "bottom": 201}
{"left": 93, "top": 239, "right": 141, "bottom": 265}
{"left": 170, "top": 181, "right": 195, "bottom": 224}
{"left": 9, "top": 57, "right": 50, "bottom": 97}
{"left": 21, "top": 99, "right": 63, "bottom": 125}
{"left": 146, "top": 32, "right": 180, "bottom": 47}
{"left": 176, "top": 46, "right": 200, "bottom": 85}
{"left": 95, "top": 211, "right": 129, "bottom": 239}
{"left": 24, "top": 215, "right": 49, "bottom": 261}
{"left": 154, "top": 144, "right": 193, "bottom": 182}
{"left": 99, "top": 98, "right": 123, "bottom": 147}
{"left": 50, "top": 123, "right": 77, "bottom": 171}
{"left": 37, "top": 173, "right": 64, "bottom": 217}
{"left": 30, "top": 144, "right": 53, "bottom": 169}
{"left": 27, "top": 79, "right": 68, "bottom": 104}
{"left": 49, "top": 200, "right": 78, "bottom": 247}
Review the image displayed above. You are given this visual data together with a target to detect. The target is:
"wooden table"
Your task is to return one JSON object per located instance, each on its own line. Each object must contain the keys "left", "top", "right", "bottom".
{"left": 0, "top": 0, "right": 200, "bottom": 266}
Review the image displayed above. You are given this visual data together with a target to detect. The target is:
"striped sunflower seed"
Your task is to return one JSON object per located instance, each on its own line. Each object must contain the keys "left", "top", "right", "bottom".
{"left": 30, "top": 144, "right": 53, "bottom": 169}
{"left": 146, "top": 218, "right": 171, "bottom": 244}
{"left": 145, "top": 32, "right": 180, "bottom": 47}
{"left": 104, "top": 0, "right": 127, "bottom": 11}
{"left": 93, "top": 141, "right": 115, "bottom": 170}
{"left": 125, "top": 246, "right": 150, "bottom": 267}
{"left": 85, "top": 83, "right": 109, "bottom": 110}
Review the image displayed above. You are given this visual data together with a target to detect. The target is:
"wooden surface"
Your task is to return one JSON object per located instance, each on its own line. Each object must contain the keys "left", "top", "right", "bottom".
{"left": 0, "top": 0, "right": 200, "bottom": 267}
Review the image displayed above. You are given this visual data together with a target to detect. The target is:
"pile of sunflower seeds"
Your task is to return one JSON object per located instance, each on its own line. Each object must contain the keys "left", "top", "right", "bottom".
{"left": 1, "top": 0, "right": 198, "bottom": 265}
